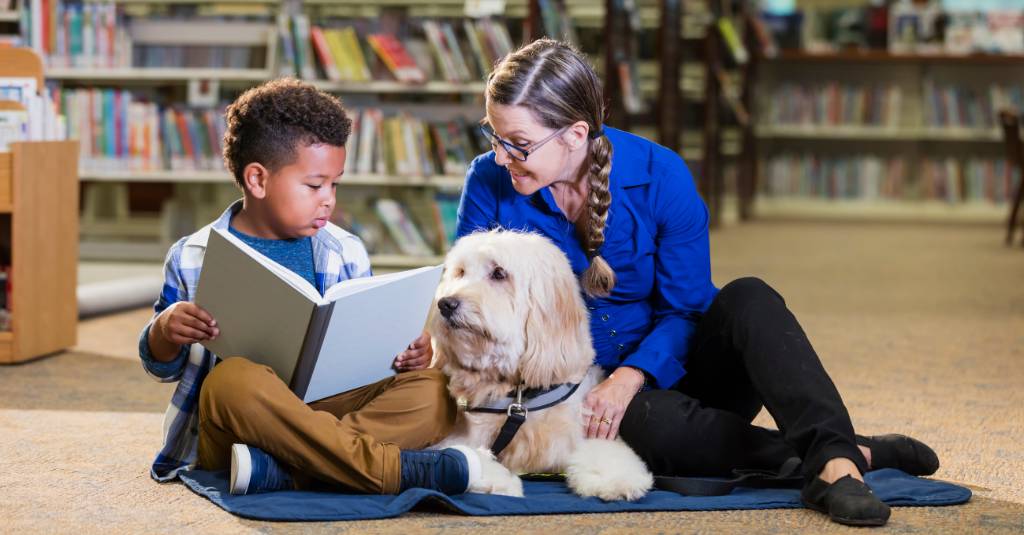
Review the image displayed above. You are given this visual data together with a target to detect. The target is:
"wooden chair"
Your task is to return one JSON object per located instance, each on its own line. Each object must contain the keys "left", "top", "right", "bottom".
{"left": 998, "top": 109, "right": 1024, "bottom": 246}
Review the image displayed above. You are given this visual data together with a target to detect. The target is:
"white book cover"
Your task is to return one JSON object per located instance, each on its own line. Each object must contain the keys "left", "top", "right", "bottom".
{"left": 195, "top": 228, "right": 443, "bottom": 402}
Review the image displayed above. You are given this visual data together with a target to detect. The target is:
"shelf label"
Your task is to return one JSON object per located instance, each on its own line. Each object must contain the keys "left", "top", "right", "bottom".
{"left": 188, "top": 79, "right": 221, "bottom": 108}
{"left": 465, "top": 0, "right": 505, "bottom": 18}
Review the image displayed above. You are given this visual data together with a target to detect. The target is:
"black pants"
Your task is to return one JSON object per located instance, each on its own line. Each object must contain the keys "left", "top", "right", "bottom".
{"left": 619, "top": 277, "right": 868, "bottom": 480}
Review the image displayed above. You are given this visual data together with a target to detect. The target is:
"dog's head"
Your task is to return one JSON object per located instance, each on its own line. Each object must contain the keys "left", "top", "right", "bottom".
{"left": 429, "top": 230, "right": 595, "bottom": 397}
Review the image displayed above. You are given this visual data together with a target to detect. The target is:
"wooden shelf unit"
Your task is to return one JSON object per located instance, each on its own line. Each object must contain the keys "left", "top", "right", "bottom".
{"left": 0, "top": 141, "right": 80, "bottom": 364}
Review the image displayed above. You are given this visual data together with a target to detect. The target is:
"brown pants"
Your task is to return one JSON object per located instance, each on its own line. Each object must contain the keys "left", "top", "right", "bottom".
{"left": 196, "top": 357, "right": 456, "bottom": 494}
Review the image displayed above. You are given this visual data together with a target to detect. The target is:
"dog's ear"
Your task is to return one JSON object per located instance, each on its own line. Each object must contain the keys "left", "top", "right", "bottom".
{"left": 425, "top": 305, "right": 447, "bottom": 369}
{"left": 520, "top": 263, "right": 594, "bottom": 386}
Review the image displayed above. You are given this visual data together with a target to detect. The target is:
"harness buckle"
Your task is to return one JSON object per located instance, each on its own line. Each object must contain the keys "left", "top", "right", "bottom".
{"left": 507, "top": 402, "right": 528, "bottom": 418}
{"left": 507, "top": 384, "right": 527, "bottom": 418}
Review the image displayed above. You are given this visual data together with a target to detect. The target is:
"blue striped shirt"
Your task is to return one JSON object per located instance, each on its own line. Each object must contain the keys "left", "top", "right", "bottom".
{"left": 138, "top": 200, "right": 373, "bottom": 481}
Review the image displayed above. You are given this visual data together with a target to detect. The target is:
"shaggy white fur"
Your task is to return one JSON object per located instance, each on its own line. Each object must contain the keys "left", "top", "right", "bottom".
{"left": 430, "top": 230, "right": 653, "bottom": 501}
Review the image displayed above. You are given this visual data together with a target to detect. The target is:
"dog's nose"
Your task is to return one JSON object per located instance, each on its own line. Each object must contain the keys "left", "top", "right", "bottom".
{"left": 438, "top": 297, "right": 460, "bottom": 319}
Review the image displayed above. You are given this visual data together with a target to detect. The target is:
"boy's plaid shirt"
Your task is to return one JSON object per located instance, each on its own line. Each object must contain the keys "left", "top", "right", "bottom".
{"left": 137, "top": 200, "right": 373, "bottom": 481}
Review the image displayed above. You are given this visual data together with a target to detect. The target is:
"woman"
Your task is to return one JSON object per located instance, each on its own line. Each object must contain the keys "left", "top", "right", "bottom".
{"left": 454, "top": 39, "right": 938, "bottom": 527}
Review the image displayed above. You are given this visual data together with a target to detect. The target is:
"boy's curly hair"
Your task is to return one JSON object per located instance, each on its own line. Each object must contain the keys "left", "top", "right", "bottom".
{"left": 223, "top": 78, "right": 352, "bottom": 188}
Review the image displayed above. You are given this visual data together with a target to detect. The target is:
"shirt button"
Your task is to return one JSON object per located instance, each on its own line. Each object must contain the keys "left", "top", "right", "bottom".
{"left": 609, "top": 329, "right": 617, "bottom": 337}
{"left": 617, "top": 344, "right": 625, "bottom": 351}
{"left": 601, "top": 314, "right": 609, "bottom": 322}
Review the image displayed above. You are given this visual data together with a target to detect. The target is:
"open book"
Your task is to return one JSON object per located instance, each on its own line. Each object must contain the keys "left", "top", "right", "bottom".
{"left": 195, "top": 228, "right": 443, "bottom": 402}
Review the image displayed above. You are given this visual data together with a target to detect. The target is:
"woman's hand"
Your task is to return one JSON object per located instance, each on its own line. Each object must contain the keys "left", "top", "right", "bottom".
{"left": 394, "top": 331, "right": 433, "bottom": 372}
{"left": 583, "top": 366, "right": 645, "bottom": 440}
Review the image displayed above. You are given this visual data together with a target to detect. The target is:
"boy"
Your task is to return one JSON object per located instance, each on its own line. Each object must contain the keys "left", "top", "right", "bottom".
{"left": 139, "top": 79, "right": 482, "bottom": 496}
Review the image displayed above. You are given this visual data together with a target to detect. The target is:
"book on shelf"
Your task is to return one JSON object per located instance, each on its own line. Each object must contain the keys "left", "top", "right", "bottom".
{"left": 290, "top": 13, "right": 316, "bottom": 80}
{"left": 344, "top": 108, "right": 482, "bottom": 179}
{"left": 431, "top": 191, "right": 460, "bottom": 252}
{"left": 195, "top": 227, "right": 443, "bottom": 402}
{"left": 54, "top": 86, "right": 224, "bottom": 173}
{"left": 764, "top": 82, "right": 903, "bottom": 129}
{"left": 922, "top": 80, "right": 1023, "bottom": 130}
{"left": 367, "top": 33, "right": 426, "bottom": 84}
{"left": 717, "top": 17, "right": 749, "bottom": 65}
{"left": 309, "top": 25, "right": 341, "bottom": 82}
{"left": 19, "top": 0, "right": 131, "bottom": 68}
{"left": 374, "top": 198, "right": 434, "bottom": 257}
{"left": 25, "top": 1, "right": 274, "bottom": 70}
{"left": 763, "top": 153, "right": 908, "bottom": 201}
{"left": 537, "top": 0, "right": 578, "bottom": 45}
{"left": 0, "top": 108, "right": 28, "bottom": 152}
{"left": 283, "top": 16, "right": 512, "bottom": 85}
{"left": 275, "top": 12, "right": 296, "bottom": 77}
{"left": 1, "top": 76, "right": 64, "bottom": 143}
{"left": 55, "top": 88, "right": 485, "bottom": 179}
{"left": 763, "top": 153, "right": 1019, "bottom": 204}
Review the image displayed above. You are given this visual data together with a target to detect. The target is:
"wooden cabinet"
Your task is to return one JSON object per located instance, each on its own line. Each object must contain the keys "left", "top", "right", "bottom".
{"left": 0, "top": 141, "right": 79, "bottom": 363}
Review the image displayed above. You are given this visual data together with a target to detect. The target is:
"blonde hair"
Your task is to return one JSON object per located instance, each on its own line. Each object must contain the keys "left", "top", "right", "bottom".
{"left": 486, "top": 39, "right": 616, "bottom": 297}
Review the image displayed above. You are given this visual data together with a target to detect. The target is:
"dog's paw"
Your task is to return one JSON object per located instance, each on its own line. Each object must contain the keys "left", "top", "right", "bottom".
{"left": 456, "top": 446, "right": 524, "bottom": 497}
{"left": 566, "top": 439, "right": 653, "bottom": 501}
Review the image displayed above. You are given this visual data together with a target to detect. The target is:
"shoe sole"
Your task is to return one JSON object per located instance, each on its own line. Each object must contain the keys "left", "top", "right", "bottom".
{"left": 229, "top": 443, "right": 252, "bottom": 495}
{"left": 801, "top": 498, "right": 888, "bottom": 527}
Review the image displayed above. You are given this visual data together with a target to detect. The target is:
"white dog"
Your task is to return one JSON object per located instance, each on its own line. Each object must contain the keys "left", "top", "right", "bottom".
{"left": 430, "top": 229, "right": 654, "bottom": 501}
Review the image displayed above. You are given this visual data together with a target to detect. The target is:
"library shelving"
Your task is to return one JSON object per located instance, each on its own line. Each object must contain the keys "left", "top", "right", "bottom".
{"left": 752, "top": 49, "right": 1024, "bottom": 221}
{"left": 0, "top": 49, "right": 79, "bottom": 363}
{"left": 15, "top": 0, "right": 736, "bottom": 267}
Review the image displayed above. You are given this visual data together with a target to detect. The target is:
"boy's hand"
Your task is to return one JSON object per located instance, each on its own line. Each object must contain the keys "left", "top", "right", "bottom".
{"left": 157, "top": 302, "right": 219, "bottom": 345}
{"left": 394, "top": 331, "right": 432, "bottom": 372}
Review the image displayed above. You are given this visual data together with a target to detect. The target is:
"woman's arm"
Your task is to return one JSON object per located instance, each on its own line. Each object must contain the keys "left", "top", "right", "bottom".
{"left": 585, "top": 150, "right": 716, "bottom": 438}
{"left": 619, "top": 151, "right": 717, "bottom": 389}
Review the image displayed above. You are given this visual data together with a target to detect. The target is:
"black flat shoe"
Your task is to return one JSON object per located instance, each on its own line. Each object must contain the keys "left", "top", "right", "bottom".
{"left": 857, "top": 434, "right": 940, "bottom": 476}
{"left": 801, "top": 475, "right": 891, "bottom": 527}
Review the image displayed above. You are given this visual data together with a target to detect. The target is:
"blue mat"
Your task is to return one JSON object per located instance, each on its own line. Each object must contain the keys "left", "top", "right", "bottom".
{"left": 178, "top": 468, "right": 970, "bottom": 522}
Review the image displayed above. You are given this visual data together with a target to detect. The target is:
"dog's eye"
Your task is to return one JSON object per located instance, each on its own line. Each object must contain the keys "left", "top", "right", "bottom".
{"left": 490, "top": 267, "right": 507, "bottom": 281}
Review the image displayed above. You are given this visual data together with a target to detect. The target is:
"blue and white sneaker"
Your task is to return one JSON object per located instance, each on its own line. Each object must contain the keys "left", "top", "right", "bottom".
{"left": 399, "top": 446, "right": 481, "bottom": 495}
{"left": 229, "top": 443, "right": 295, "bottom": 495}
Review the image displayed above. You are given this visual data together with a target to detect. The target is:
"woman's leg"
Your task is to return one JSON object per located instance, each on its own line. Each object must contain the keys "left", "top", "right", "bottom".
{"left": 619, "top": 387, "right": 797, "bottom": 477}
{"left": 676, "top": 277, "right": 868, "bottom": 479}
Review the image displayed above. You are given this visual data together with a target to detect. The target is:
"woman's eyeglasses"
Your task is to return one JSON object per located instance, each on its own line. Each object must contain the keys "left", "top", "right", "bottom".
{"left": 479, "top": 124, "right": 568, "bottom": 162}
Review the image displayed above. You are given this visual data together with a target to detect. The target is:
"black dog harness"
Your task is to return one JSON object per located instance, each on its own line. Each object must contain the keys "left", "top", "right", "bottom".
{"left": 465, "top": 382, "right": 581, "bottom": 456}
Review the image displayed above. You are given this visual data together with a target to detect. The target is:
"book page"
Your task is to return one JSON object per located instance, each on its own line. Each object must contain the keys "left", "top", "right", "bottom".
{"left": 322, "top": 264, "right": 441, "bottom": 302}
{"left": 300, "top": 264, "right": 443, "bottom": 402}
{"left": 196, "top": 228, "right": 320, "bottom": 385}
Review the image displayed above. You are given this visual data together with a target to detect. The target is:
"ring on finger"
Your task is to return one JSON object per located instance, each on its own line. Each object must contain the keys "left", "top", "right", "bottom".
{"left": 600, "top": 417, "right": 613, "bottom": 425}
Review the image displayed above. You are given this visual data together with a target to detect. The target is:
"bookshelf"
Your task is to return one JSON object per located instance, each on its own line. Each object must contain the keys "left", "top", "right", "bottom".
{"left": 752, "top": 49, "right": 1024, "bottom": 219}
{"left": 20, "top": 0, "right": 724, "bottom": 268}
{"left": 21, "top": 0, "right": 507, "bottom": 268}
